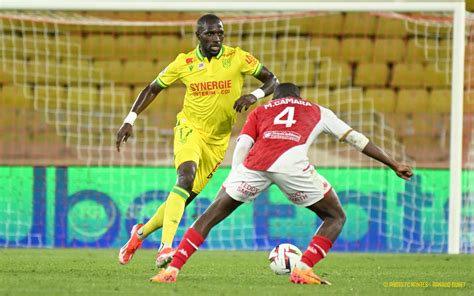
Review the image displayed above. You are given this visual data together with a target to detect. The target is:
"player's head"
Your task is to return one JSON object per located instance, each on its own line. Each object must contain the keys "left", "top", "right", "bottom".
{"left": 196, "top": 14, "right": 224, "bottom": 57}
{"left": 272, "top": 83, "right": 301, "bottom": 100}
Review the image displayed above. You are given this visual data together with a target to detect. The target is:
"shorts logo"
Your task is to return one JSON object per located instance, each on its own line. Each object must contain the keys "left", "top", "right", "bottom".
{"left": 222, "top": 59, "right": 231, "bottom": 68}
{"left": 207, "top": 161, "right": 222, "bottom": 179}
{"left": 288, "top": 191, "right": 308, "bottom": 203}
{"left": 237, "top": 181, "right": 259, "bottom": 197}
{"left": 179, "top": 127, "right": 193, "bottom": 144}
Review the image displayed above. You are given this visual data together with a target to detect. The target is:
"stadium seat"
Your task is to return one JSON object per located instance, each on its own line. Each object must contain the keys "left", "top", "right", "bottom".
{"left": 1, "top": 84, "right": 32, "bottom": 108}
{"left": 373, "top": 38, "right": 406, "bottom": 63}
{"left": 354, "top": 63, "right": 389, "bottom": 87}
{"left": 122, "top": 61, "right": 159, "bottom": 84}
{"left": 309, "top": 38, "right": 340, "bottom": 61}
{"left": 340, "top": 38, "right": 374, "bottom": 63}
{"left": 317, "top": 61, "right": 352, "bottom": 87}
{"left": 405, "top": 38, "right": 449, "bottom": 63}
{"left": 342, "top": 13, "right": 377, "bottom": 36}
{"left": 94, "top": 60, "right": 124, "bottom": 83}
{"left": 99, "top": 85, "right": 133, "bottom": 107}
{"left": 429, "top": 89, "right": 451, "bottom": 113}
{"left": 82, "top": 34, "right": 116, "bottom": 60}
{"left": 375, "top": 16, "right": 408, "bottom": 37}
{"left": 290, "top": 14, "right": 343, "bottom": 36}
{"left": 151, "top": 35, "right": 186, "bottom": 60}
{"left": 328, "top": 88, "right": 371, "bottom": 112}
{"left": 33, "top": 85, "right": 68, "bottom": 111}
{"left": 114, "top": 35, "right": 150, "bottom": 60}
{"left": 424, "top": 63, "right": 450, "bottom": 88}
{"left": 144, "top": 86, "right": 186, "bottom": 128}
{"left": 396, "top": 89, "right": 429, "bottom": 113}
{"left": 287, "top": 61, "right": 317, "bottom": 86}
{"left": 466, "top": 90, "right": 474, "bottom": 113}
{"left": 299, "top": 87, "right": 331, "bottom": 104}
{"left": 67, "top": 86, "right": 100, "bottom": 109}
{"left": 391, "top": 63, "right": 424, "bottom": 88}
{"left": 365, "top": 88, "right": 396, "bottom": 112}
{"left": 276, "top": 37, "right": 312, "bottom": 61}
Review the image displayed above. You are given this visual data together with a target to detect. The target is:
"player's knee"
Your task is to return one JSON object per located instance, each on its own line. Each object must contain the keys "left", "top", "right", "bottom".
{"left": 335, "top": 210, "right": 346, "bottom": 229}
{"left": 177, "top": 173, "right": 195, "bottom": 192}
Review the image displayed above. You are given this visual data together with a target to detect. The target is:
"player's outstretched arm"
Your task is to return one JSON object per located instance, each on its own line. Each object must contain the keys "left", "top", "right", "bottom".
{"left": 233, "top": 66, "right": 278, "bottom": 112}
{"left": 361, "top": 141, "right": 413, "bottom": 180}
{"left": 115, "top": 80, "right": 163, "bottom": 152}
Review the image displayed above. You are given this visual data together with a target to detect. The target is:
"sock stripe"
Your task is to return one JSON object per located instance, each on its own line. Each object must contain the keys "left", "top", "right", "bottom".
{"left": 186, "top": 238, "right": 199, "bottom": 250}
{"left": 314, "top": 244, "right": 327, "bottom": 258}
{"left": 172, "top": 186, "right": 190, "bottom": 200}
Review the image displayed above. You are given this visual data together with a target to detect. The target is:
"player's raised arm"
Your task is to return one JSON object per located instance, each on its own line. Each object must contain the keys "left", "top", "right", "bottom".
{"left": 115, "top": 80, "right": 163, "bottom": 152}
{"left": 234, "top": 67, "right": 278, "bottom": 112}
{"left": 320, "top": 107, "right": 413, "bottom": 181}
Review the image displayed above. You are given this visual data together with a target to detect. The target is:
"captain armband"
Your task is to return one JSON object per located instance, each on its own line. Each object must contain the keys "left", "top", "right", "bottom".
{"left": 343, "top": 130, "right": 370, "bottom": 152}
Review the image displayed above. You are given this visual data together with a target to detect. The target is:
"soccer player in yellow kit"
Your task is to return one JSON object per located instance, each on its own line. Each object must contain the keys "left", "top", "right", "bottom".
{"left": 116, "top": 14, "right": 278, "bottom": 268}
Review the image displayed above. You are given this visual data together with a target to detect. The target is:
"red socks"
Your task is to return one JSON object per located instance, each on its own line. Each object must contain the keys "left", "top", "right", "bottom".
{"left": 301, "top": 235, "right": 333, "bottom": 268}
{"left": 170, "top": 228, "right": 204, "bottom": 270}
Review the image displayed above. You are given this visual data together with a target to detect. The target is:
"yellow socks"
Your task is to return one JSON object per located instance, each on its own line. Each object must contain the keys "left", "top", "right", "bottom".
{"left": 139, "top": 202, "right": 167, "bottom": 239}
{"left": 161, "top": 186, "right": 189, "bottom": 245}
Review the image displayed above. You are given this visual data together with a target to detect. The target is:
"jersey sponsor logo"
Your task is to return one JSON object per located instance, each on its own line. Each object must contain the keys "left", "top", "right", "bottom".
{"left": 237, "top": 181, "right": 259, "bottom": 197}
{"left": 189, "top": 80, "right": 233, "bottom": 96}
{"left": 263, "top": 130, "right": 302, "bottom": 142}
{"left": 222, "top": 59, "right": 231, "bottom": 68}
{"left": 264, "top": 98, "right": 312, "bottom": 109}
{"left": 245, "top": 54, "right": 257, "bottom": 65}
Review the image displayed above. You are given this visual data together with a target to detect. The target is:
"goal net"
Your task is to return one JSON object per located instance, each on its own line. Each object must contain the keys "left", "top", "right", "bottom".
{"left": 0, "top": 10, "right": 472, "bottom": 253}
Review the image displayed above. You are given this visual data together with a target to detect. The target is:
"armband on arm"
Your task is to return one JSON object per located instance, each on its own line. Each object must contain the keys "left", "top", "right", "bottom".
{"left": 123, "top": 112, "right": 138, "bottom": 126}
{"left": 342, "top": 130, "right": 370, "bottom": 152}
{"left": 250, "top": 88, "right": 265, "bottom": 101}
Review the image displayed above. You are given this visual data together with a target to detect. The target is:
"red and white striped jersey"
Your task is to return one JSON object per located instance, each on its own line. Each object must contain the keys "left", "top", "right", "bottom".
{"left": 239, "top": 96, "right": 352, "bottom": 173}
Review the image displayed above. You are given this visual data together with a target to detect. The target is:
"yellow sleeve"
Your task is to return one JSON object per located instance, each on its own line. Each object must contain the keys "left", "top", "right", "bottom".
{"left": 237, "top": 47, "right": 263, "bottom": 77}
{"left": 155, "top": 54, "right": 183, "bottom": 88}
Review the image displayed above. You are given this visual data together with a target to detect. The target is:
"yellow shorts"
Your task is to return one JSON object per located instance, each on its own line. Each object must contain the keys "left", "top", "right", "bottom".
{"left": 174, "top": 120, "right": 228, "bottom": 194}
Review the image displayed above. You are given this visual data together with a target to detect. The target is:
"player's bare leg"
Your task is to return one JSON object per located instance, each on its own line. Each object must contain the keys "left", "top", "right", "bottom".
{"left": 291, "top": 189, "right": 345, "bottom": 285}
{"left": 156, "top": 161, "right": 197, "bottom": 268}
{"left": 150, "top": 189, "right": 242, "bottom": 283}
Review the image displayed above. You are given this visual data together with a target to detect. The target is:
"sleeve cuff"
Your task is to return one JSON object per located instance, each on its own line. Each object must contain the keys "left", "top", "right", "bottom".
{"left": 252, "top": 63, "right": 263, "bottom": 77}
{"left": 155, "top": 77, "right": 169, "bottom": 88}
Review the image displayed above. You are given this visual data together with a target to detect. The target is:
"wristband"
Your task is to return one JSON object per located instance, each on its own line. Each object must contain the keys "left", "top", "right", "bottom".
{"left": 124, "top": 112, "right": 138, "bottom": 126}
{"left": 250, "top": 88, "right": 265, "bottom": 100}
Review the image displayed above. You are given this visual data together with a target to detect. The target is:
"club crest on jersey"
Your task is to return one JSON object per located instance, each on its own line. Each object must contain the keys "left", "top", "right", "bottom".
{"left": 186, "top": 57, "right": 193, "bottom": 64}
{"left": 198, "top": 62, "right": 205, "bottom": 70}
{"left": 222, "top": 59, "right": 231, "bottom": 68}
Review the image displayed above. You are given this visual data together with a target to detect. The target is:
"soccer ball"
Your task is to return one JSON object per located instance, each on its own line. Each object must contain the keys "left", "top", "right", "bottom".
{"left": 268, "top": 243, "right": 302, "bottom": 275}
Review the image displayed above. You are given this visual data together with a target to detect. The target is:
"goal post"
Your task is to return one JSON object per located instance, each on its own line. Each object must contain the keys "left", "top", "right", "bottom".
{"left": 0, "top": 2, "right": 469, "bottom": 254}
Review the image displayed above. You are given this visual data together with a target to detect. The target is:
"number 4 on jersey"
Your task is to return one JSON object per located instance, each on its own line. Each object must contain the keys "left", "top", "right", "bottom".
{"left": 274, "top": 106, "right": 297, "bottom": 127}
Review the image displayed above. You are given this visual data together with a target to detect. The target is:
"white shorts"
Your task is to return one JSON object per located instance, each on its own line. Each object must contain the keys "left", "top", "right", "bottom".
{"left": 223, "top": 164, "right": 332, "bottom": 207}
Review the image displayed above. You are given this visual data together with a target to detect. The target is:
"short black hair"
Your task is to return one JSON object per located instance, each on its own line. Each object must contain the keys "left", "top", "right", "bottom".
{"left": 273, "top": 83, "right": 300, "bottom": 100}
{"left": 196, "top": 14, "right": 223, "bottom": 33}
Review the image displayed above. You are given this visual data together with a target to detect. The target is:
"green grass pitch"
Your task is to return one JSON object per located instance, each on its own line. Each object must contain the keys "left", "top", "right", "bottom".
{"left": 0, "top": 249, "right": 472, "bottom": 296}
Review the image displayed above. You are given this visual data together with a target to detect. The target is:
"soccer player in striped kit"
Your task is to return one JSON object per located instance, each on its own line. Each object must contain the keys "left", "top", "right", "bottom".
{"left": 152, "top": 83, "right": 413, "bottom": 284}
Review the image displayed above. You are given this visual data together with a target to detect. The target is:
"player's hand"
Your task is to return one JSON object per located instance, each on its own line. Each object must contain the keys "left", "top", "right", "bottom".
{"left": 116, "top": 123, "right": 133, "bottom": 152}
{"left": 233, "top": 94, "right": 257, "bottom": 113}
{"left": 394, "top": 164, "right": 413, "bottom": 181}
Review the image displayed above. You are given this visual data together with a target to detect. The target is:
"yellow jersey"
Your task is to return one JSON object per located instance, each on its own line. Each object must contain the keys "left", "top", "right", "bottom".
{"left": 155, "top": 45, "right": 263, "bottom": 145}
